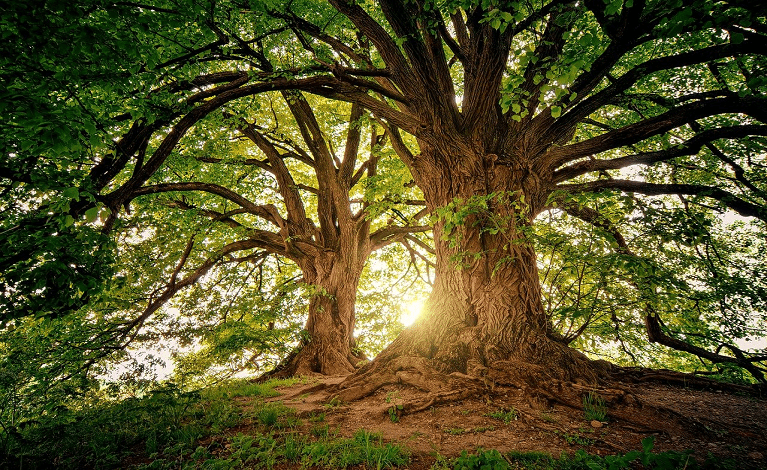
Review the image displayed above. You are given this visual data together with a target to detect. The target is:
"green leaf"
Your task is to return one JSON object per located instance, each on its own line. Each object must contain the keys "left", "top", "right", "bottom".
{"left": 641, "top": 435, "right": 655, "bottom": 453}
{"left": 62, "top": 187, "right": 80, "bottom": 200}
{"left": 85, "top": 207, "right": 100, "bottom": 223}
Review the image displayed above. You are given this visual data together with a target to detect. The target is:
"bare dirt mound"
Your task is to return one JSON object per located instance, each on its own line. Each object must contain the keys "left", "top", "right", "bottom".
{"left": 257, "top": 375, "right": 767, "bottom": 469}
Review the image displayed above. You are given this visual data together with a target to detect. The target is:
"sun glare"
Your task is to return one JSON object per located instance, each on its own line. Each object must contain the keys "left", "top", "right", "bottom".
{"left": 401, "top": 300, "right": 424, "bottom": 326}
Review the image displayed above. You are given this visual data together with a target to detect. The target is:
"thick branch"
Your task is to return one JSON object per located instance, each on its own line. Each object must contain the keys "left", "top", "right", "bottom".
{"left": 129, "top": 182, "right": 285, "bottom": 227}
{"left": 340, "top": 103, "right": 365, "bottom": 185}
{"left": 552, "top": 125, "right": 767, "bottom": 182}
{"left": 329, "top": 0, "right": 415, "bottom": 96}
{"left": 547, "top": 96, "right": 767, "bottom": 168}
{"left": 547, "top": 40, "right": 766, "bottom": 147}
{"left": 238, "top": 122, "right": 310, "bottom": 230}
{"left": 645, "top": 314, "right": 766, "bottom": 382}
{"left": 558, "top": 179, "right": 767, "bottom": 221}
{"left": 369, "top": 224, "right": 431, "bottom": 252}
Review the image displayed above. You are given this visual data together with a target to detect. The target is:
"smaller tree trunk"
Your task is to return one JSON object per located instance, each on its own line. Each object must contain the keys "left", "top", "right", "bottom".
{"left": 265, "top": 254, "right": 367, "bottom": 378}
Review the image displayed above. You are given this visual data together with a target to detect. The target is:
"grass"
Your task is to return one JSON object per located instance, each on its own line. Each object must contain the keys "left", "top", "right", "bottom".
{"left": 582, "top": 392, "right": 608, "bottom": 422}
{"left": 486, "top": 407, "right": 518, "bottom": 423}
{"left": 0, "top": 378, "right": 301, "bottom": 469}
{"left": 450, "top": 439, "right": 739, "bottom": 470}
{"left": 553, "top": 430, "right": 593, "bottom": 447}
{"left": 174, "top": 428, "right": 408, "bottom": 470}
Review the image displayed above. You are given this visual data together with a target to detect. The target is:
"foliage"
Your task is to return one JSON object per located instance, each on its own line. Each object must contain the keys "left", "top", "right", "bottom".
{"left": 535, "top": 195, "right": 767, "bottom": 378}
{"left": 2, "top": 0, "right": 767, "bottom": 448}
{"left": 0, "top": 377, "right": 407, "bottom": 469}
{"left": 0, "top": 0, "right": 213, "bottom": 321}
{"left": 453, "top": 448, "right": 509, "bottom": 470}
{"left": 434, "top": 191, "right": 531, "bottom": 270}
{"left": 0, "top": 379, "right": 286, "bottom": 469}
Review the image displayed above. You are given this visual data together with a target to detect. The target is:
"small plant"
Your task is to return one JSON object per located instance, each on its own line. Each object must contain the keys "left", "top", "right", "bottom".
{"left": 486, "top": 407, "right": 517, "bottom": 423}
{"left": 444, "top": 427, "right": 467, "bottom": 435}
{"left": 310, "top": 423, "right": 330, "bottom": 438}
{"left": 308, "top": 411, "right": 326, "bottom": 422}
{"left": 325, "top": 396, "right": 342, "bottom": 408}
{"left": 385, "top": 391, "right": 401, "bottom": 403}
{"left": 282, "top": 433, "right": 308, "bottom": 461}
{"left": 554, "top": 430, "right": 593, "bottom": 446}
{"left": 453, "top": 448, "right": 509, "bottom": 470}
{"left": 505, "top": 450, "right": 555, "bottom": 469}
{"left": 388, "top": 403, "right": 404, "bottom": 422}
{"left": 253, "top": 402, "right": 298, "bottom": 429}
{"left": 430, "top": 452, "right": 452, "bottom": 470}
{"left": 257, "top": 405, "right": 280, "bottom": 426}
{"left": 583, "top": 392, "right": 608, "bottom": 422}
{"left": 385, "top": 391, "right": 404, "bottom": 422}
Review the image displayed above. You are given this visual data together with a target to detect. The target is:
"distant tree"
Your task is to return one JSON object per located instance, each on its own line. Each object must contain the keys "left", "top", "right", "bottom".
{"left": 114, "top": 90, "right": 428, "bottom": 376}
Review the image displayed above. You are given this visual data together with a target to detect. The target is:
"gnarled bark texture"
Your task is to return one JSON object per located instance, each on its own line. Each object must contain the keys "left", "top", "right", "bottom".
{"left": 268, "top": 251, "right": 368, "bottom": 377}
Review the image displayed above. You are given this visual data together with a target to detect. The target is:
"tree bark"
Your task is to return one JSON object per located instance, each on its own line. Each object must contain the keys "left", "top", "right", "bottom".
{"left": 264, "top": 249, "right": 369, "bottom": 377}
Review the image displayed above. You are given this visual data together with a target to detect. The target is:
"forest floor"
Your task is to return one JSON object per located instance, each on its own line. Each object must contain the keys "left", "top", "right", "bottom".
{"left": 231, "top": 375, "right": 767, "bottom": 469}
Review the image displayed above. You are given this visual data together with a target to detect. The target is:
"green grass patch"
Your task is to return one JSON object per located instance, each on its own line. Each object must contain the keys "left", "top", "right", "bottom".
{"left": 449, "top": 437, "right": 740, "bottom": 470}
{"left": 582, "top": 392, "right": 607, "bottom": 422}
{"left": 486, "top": 407, "right": 518, "bottom": 423}
{"left": 0, "top": 378, "right": 302, "bottom": 469}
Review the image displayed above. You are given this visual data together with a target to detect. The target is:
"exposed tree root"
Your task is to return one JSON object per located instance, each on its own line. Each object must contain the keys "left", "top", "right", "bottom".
{"left": 404, "top": 389, "right": 476, "bottom": 414}
{"left": 328, "top": 351, "right": 632, "bottom": 423}
{"left": 330, "top": 355, "right": 472, "bottom": 403}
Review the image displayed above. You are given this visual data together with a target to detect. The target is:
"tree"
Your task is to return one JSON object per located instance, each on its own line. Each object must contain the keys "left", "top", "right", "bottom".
{"left": 120, "top": 89, "right": 428, "bottom": 377}
{"left": 3, "top": 0, "right": 766, "bottom": 401}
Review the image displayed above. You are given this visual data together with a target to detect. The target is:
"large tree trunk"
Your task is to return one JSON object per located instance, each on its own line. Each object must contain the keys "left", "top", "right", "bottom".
{"left": 336, "top": 143, "right": 604, "bottom": 401}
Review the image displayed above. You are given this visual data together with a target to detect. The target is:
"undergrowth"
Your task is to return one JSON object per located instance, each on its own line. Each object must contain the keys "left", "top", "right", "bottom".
{"left": 452, "top": 438, "right": 739, "bottom": 470}
{"left": 0, "top": 378, "right": 304, "bottom": 469}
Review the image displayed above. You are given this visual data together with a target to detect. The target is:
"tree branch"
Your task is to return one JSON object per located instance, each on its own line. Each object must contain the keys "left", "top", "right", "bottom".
{"left": 129, "top": 182, "right": 285, "bottom": 227}
{"left": 552, "top": 125, "right": 767, "bottom": 182}
{"left": 557, "top": 179, "right": 767, "bottom": 221}
{"left": 547, "top": 40, "right": 766, "bottom": 147}
{"left": 547, "top": 96, "right": 767, "bottom": 168}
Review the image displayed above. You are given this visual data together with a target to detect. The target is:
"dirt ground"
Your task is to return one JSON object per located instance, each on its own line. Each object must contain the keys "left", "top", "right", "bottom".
{"left": 248, "top": 375, "right": 767, "bottom": 469}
